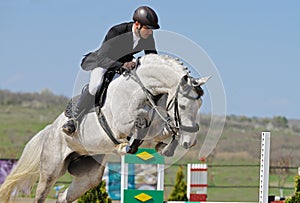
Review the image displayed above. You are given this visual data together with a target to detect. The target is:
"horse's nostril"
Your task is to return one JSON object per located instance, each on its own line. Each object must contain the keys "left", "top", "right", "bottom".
{"left": 183, "top": 142, "right": 189, "bottom": 149}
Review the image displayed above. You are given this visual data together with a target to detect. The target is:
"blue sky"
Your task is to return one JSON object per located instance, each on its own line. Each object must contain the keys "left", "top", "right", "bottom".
{"left": 0, "top": 1, "right": 299, "bottom": 119}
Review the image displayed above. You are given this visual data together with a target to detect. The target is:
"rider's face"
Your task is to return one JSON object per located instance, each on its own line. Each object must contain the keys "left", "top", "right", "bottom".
{"left": 139, "top": 26, "right": 153, "bottom": 39}
{"left": 134, "top": 22, "right": 153, "bottom": 39}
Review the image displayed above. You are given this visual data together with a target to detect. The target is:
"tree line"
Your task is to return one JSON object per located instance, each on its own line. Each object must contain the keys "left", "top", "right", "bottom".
{"left": 0, "top": 89, "right": 69, "bottom": 108}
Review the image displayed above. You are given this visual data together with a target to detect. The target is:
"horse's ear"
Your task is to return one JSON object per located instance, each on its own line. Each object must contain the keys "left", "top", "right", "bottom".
{"left": 192, "top": 75, "right": 212, "bottom": 86}
{"left": 180, "top": 75, "right": 188, "bottom": 85}
{"left": 180, "top": 75, "right": 190, "bottom": 90}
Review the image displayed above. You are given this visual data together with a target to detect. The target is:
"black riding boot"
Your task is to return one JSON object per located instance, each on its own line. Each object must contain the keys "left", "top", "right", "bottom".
{"left": 62, "top": 86, "right": 94, "bottom": 136}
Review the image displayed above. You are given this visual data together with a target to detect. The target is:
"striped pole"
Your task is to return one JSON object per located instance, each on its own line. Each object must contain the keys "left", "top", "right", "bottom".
{"left": 187, "top": 163, "right": 207, "bottom": 201}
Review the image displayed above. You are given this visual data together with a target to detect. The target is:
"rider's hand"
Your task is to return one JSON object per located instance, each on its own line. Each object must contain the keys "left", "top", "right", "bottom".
{"left": 123, "top": 61, "right": 136, "bottom": 70}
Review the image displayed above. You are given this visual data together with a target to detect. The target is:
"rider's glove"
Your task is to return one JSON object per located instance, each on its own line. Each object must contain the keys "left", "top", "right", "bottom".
{"left": 120, "top": 61, "right": 136, "bottom": 75}
{"left": 123, "top": 61, "right": 136, "bottom": 70}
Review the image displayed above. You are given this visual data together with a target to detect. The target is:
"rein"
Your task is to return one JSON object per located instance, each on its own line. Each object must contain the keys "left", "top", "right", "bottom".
{"left": 128, "top": 60, "right": 200, "bottom": 137}
{"left": 128, "top": 69, "right": 173, "bottom": 125}
{"left": 127, "top": 59, "right": 182, "bottom": 137}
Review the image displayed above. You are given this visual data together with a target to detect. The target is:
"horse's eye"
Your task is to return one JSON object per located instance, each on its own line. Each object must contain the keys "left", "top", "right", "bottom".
{"left": 192, "top": 80, "right": 198, "bottom": 86}
{"left": 179, "top": 104, "right": 186, "bottom": 110}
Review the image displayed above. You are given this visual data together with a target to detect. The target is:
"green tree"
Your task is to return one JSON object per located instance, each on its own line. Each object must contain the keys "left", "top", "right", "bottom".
{"left": 168, "top": 166, "right": 188, "bottom": 201}
{"left": 272, "top": 116, "right": 288, "bottom": 128}
{"left": 77, "top": 180, "right": 112, "bottom": 203}
{"left": 285, "top": 175, "right": 300, "bottom": 203}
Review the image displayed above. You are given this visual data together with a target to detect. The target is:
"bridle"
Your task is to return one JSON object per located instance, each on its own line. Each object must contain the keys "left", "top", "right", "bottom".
{"left": 165, "top": 75, "right": 203, "bottom": 136}
{"left": 128, "top": 66, "right": 203, "bottom": 141}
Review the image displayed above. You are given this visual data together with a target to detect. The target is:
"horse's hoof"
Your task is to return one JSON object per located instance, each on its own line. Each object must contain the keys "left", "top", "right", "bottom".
{"left": 126, "top": 147, "right": 138, "bottom": 154}
{"left": 161, "top": 148, "right": 174, "bottom": 157}
{"left": 155, "top": 142, "right": 168, "bottom": 153}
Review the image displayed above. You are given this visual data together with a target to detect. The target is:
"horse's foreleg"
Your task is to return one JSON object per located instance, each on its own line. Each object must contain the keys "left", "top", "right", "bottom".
{"left": 161, "top": 138, "right": 179, "bottom": 157}
{"left": 58, "top": 155, "right": 106, "bottom": 203}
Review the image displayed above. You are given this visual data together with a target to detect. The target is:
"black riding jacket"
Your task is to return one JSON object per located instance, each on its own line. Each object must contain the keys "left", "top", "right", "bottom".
{"left": 81, "top": 22, "right": 157, "bottom": 72}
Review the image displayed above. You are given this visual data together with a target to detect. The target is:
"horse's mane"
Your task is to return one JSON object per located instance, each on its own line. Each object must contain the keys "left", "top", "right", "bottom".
{"left": 139, "top": 54, "right": 189, "bottom": 77}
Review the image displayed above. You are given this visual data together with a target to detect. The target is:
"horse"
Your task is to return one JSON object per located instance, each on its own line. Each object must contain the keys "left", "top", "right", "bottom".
{"left": 0, "top": 54, "right": 210, "bottom": 203}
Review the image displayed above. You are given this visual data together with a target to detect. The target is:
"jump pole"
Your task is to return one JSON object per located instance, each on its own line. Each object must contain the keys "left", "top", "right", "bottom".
{"left": 187, "top": 163, "right": 208, "bottom": 201}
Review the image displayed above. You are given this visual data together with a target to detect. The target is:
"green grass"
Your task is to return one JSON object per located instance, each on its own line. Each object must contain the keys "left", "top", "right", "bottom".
{"left": 0, "top": 105, "right": 63, "bottom": 157}
{"left": 208, "top": 187, "right": 259, "bottom": 202}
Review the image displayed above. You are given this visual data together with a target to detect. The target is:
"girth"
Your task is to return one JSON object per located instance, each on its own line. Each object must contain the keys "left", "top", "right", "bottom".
{"left": 97, "top": 110, "right": 121, "bottom": 145}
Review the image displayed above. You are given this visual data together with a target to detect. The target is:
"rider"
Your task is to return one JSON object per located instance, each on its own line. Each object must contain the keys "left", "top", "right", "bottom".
{"left": 62, "top": 6, "right": 160, "bottom": 136}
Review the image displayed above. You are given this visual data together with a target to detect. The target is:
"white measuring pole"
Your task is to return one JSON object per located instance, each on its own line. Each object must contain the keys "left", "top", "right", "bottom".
{"left": 259, "top": 132, "right": 271, "bottom": 203}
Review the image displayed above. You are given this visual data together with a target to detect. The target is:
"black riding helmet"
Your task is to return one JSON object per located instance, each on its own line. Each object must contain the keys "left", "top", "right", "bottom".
{"left": 133, "top": 6, "right": 160, "bottom": 29}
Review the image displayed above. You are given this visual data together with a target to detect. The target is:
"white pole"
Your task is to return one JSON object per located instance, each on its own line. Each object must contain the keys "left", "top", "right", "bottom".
{"left": 203, "top": 163, "right": 208, "bottom": 194}
{"left": 157, "top": 164, "right": 165, "bottom": 190}
{"left": 120, "top": 155, "right": 128, "bottom": 203}
{"left": 259, "top": 132, "right": 270, "bottom": 203}
{"left": 187, "top": 163, "right": 191, "bottom": 199}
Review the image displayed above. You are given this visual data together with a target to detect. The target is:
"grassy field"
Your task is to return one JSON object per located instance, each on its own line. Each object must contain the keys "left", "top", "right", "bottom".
{"left": 1, "top": 93, "right": 300, "bottom": 202}
{"left": 164, "top": 158, "right": 297, "bottom": 202}
{"left": 0, "top": 104, "right": 64, "bottom": 158}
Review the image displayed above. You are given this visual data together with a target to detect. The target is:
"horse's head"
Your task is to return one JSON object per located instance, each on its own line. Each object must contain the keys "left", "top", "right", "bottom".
{"left": 167, "top": 75, "right": 211, "bottom": 149}
{"left": 136, "top": 54, "right": 211, "bottom": 150}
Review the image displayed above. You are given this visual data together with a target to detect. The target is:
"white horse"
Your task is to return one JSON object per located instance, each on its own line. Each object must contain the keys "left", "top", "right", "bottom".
{"left": 0, "top": 54, "right": 209, "bottom": 203}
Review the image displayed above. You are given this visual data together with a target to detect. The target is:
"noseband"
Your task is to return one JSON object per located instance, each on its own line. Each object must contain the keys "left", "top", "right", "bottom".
{"left": 166, "top": 76, "right": 202, "bottom": 134}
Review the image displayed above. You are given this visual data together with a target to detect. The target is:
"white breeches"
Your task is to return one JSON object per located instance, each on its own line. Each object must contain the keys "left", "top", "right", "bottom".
{"left": 88, "top": 67, "right": 106, "bottom": 95}
{"left": 88, "top": 67, "right": 120, "bottom": 95}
